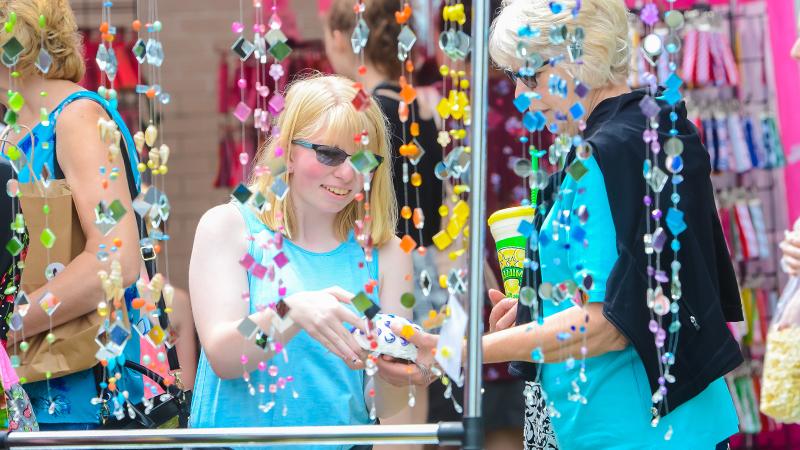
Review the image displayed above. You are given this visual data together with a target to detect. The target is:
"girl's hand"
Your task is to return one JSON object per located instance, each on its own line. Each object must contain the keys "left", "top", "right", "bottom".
{"left": 375, "top": 324, "right": 440, "bottom": 386}
{"left": 285, "top": 286, "right": 367, "bottom": 369}
{"left": 488, "top": 289, "right": 518, "bottom": 333}
{"left": 780, "top": 228, "right": 800, "bottom": 276}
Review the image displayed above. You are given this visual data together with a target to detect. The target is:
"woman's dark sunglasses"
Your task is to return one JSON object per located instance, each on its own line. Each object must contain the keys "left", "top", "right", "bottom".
{"left": 291, "top": 140, "right": 385, "bottom": 169}
{"left": 503, "top": 68, "right": 540, "bottom": 90}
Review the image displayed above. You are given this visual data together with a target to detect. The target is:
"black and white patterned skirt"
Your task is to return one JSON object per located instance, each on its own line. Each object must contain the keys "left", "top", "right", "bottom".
{"left": 523, "top": 381, "right": 559, "bottom": 450}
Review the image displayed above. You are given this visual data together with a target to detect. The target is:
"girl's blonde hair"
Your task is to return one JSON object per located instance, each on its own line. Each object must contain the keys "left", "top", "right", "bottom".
{"left": 250, "top": 74, "right": 397, "bottom": 247}
{"left": 489, "top": 0, "right": 631, "bottom": 89}
{"left": 0, "top": 0, "right": 85, "bottom": 83}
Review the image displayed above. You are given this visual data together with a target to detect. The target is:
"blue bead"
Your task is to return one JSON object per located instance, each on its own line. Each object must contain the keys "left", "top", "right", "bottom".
{"left": 103, "top": 1, "right": 113, "bottom": 6}
{"left": 669, "top": 129, "right": 678, "bottom": 136}
{"left": 671, "top": 239, "right": 680, "bottom": 251}
{"left": 669, "top": 112, "right": 678, "bottom": 122}
{"left": 671, "top": 193, "right": 680, "bottom": 203}
{"left": 521, "top": 198, "right": 530, "bottom": 206}
{"left": 520, "top": 136, "right": 529, "bottom": 143}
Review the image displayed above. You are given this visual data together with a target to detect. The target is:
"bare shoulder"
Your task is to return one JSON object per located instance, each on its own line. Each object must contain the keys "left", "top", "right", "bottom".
{"left": 194, "top": 203, "right": 247, "bottom": 248}
{"left": 54, "top": 93, "right": 109, "bottom": 130}
{"left": 378, "top": 236, "right": 412, "bottom": 273}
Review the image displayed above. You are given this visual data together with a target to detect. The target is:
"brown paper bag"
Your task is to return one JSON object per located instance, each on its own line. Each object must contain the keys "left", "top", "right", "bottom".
{"left": 13, "top": 180, "right": 103, "bottom": 383}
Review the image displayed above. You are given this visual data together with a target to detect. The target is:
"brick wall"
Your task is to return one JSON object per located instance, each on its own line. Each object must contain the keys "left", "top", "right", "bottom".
{"left": 76, "top": 0, "right": 323, "bottom": 290}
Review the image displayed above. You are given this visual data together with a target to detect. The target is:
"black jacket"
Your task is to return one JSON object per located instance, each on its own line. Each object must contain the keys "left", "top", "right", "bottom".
{"left": 511, "top": 89, "right": 744, "bottom": 418}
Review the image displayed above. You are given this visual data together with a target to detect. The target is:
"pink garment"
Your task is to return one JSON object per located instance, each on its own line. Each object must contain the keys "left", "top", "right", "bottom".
{"left": 0, "top": 346, "right": 19, "bottom": 391}
{"left": 765, "top": 1, "right": 800, "bottom": 222}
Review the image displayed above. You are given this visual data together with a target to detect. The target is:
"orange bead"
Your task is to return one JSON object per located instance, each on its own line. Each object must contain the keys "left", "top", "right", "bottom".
{"left": 100, "top": 359, "right": 109, "bottom": 367}
{"left": 145, "top": 302, "right": 157, "bottom": 312}
{"left": 154, "top": 243, "right": 162, "bottom": 254}
{"left": 113, "top": 238, "right": 122, "bottom": 247}
{"left": 410, "top": 122, "right": 420, "bottom": 137}
{"left": 101, "top": 179, "right": 109, "bottom": 189}
{"left": 417, "top": 245, "right": 427, "bottom": 256}
{"left": 358, "top": 65, "right": 367, "bottom": 75}
{"left": 146, "top": 88, "right": 156, "bottom": 99}
{"left": 410, "top": 172, "right": 422, "bottom": 187}
{"left": 99, "top": 22, "right": 109, "bottom": 33}
{"left": 405, "top": 59, "right": 414, "bottom": 73}
{"left": 132, "top": 298, "right": 145, "bottom": 309}
{"left": 132, "top": 20, "right": 142, "bottom": 32}
{"left": 401, "top": 206, "right": 412, "bottom": 219}
{"left": 404, "top": 274, "right": 412, "bottom": 281}
{"left": 354, "top": 192, "right": 364, "bottom": 202}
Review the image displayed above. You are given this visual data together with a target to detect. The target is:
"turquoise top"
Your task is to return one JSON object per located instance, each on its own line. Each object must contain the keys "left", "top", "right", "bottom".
{"left": 538, "top": 155, "right": 739, "bottom": 449}
{"left": 14, "top": 90, "right": 143, "bottom": 424}
{"left": 190, "top": 203, "right": 378, "bottom": 450}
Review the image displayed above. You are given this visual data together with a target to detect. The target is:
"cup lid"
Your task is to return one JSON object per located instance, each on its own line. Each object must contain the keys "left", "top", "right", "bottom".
{"left": 487, "top": 205, "right": 536, "bottom": 227}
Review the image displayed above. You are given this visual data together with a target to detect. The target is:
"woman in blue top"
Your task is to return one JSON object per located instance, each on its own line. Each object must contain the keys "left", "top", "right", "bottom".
{"left": 0, "top": 0, "right": 143, "bottom": 430}
{"left": 189, "top": 74, "right": 414, "bottom": 449}
{"left": 402, "top": 0, "right": 743, "bottom": 449}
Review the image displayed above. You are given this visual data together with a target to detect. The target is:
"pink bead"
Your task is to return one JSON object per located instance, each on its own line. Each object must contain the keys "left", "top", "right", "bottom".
{"left": 275, "top": 146, "right": 283, "bottom": 157}
{"left": 239, "top": 152, "right": 249, "bottom": 165}
{"left": 287, "top": 376, "right": 294, "bottom": 382}
{"left": 231, "top": 21, "right": 244, "bottom": 34}
{"left": 258, "top": 361, "right": 267, "bottom": 371}
{"left": 240, "top": 355, "right": 248, "bottom": 364}
{"left": 252, "top": 23, "right": 261, "bottom": 33}
{"left": 237, "top": 78, "right": 247, "bottom": 89}
{"left": 274, "top": 342, "right": 283, "bottom": 353}
{"left": 269, "top": 384, "right": 278, "bottom": 394}
{"left": 277, "top": 377, "right": 286, "bottom": 389}
{"left": 268, "top": 365, "right": 278, "bottom": 377}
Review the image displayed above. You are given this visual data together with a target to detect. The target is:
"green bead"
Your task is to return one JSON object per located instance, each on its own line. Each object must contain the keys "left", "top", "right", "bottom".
{"left": 42, "top": 204, "right": 50, "bottom": 215}
{"left": 19, "top": 341, "right": 29, "bottom": 352}
{"left": 5, "top": 236, "right": 23, "bottom": 256}
{"left": 6, "top": 145, "right": 20, "bottom": 161}
{"left": 3, "top": 22, "right": 11, "bottom": 33}
{"left": 3, "top": 285, "right": 16, "bottom": 295}
{"left": 400, "top": 292, "right": 416, "bottom": 309}
{"left": 8, "top": 91, "right": 24, "bottom": 112}
{"left": 153, "top": 20, "right": 162, "bottom": 32}
{"left": 10, "top": 71, "right": 19, "bottom": 79}
{"left": 9, "top": 12, "right": 16, "bottom": 25}
{"left": 3, "top": 109, "right": 16, "bottom": 126}
{"left": 45, "top": 371, "right": 52, "bottom": 379}
{"left": 38, "top": 14, "right": 46, "bottom": 29}
{"left": 46, "top": 332, "right": 56, "bottom": 344}
{"left": 40, "top": 90, "right": 47, "bottom": 97}
{"left": 40, "top": 227, "right": 56, "bottom": 249}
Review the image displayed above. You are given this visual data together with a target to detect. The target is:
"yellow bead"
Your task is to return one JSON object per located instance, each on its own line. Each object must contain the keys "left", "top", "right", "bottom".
{"left": 460, "top": 79, "right": 470, "bottom": 89}
{"left": 137, "top": 162, "right": 146, "bottom": 173}
{"left": 97, "top": 301, "right": 109, "bottom": 317}
{"left": 159, "top": 165, "right": 168, "bottom": 174}
{"left": 410, "top": 173, "right": 422, "bottom": 187}
{"left": 457, "top": 70, "right": 466, "bottom": 78}
{"left": 438, "top": 205, "right": 449, "bottom": 217}
{"left": 439, "top": 274, "right": 448, "bottom": 289}
{"left": 401, "top": 206, "right": 412, "bottom": 220}
{"left": 439, "top": 65, "right": 450, "bottom": 77}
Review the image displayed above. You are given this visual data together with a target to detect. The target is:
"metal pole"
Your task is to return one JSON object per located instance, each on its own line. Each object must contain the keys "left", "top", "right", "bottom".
{"left": 465, "top": 0, "right": 490, "bottom": 449}
{"left": 3, "top": 423, "right": 464, "bottom": 449}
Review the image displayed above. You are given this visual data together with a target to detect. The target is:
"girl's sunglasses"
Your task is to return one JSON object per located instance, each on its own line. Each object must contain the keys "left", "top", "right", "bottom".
{"left": 503, "top": 68, "right": 541, "bottom": 90}
{"left": 291, "top": 140, "right": 385, "bottom": 169}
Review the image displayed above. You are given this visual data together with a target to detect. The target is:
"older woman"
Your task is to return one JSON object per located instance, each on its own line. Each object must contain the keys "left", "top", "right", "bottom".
{"left": 400, "top": 0, "right": 743, "bottom": 448}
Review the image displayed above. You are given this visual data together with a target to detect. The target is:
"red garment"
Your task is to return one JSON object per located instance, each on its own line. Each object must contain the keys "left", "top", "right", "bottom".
{"left": 112, "top": 32, "right": 139, "bottom": 90}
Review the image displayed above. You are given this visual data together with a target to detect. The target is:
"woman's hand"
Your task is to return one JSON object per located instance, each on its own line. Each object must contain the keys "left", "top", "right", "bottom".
{"left": 780, "top": 221, "right": 800, "bottom": 276}
{"left": 285, "top": 286, "right": 368, "bottom": 369}
{"left": 375, "top": 325, "right": 440, "bottom": 387}
{"left": 488, "top": 289, "right": 517, "bottom": 333}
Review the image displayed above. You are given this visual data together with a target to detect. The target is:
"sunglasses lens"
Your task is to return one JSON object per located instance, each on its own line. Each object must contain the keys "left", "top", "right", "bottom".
{"left": 315, "top": 146, "right": 348, "bottom": 166}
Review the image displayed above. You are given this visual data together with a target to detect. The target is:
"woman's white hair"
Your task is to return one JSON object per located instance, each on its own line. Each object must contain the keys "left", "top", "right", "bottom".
{"left": 489, "top": 0, "right": 632, "bottom": 89}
